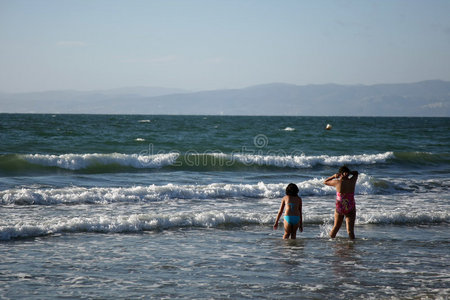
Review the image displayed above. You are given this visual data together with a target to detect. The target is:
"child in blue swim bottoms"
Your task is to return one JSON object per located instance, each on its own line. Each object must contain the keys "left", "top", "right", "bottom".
{"left": 273, "top": 183, "right": 303, "bottom": 239}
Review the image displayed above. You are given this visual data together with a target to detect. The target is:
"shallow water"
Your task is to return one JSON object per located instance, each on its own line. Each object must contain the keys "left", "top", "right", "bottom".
{"left": 1, "top": 224, "right": 449, "bottom": 299}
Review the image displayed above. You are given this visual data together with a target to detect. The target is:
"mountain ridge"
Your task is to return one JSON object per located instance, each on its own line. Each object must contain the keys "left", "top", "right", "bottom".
{"left": 1, "top": 80, "right": 449, "bottom": 116}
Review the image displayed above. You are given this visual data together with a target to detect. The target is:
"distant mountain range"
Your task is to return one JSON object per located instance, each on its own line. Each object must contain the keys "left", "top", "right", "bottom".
{"left": 1, "top": 80, "right": 449, "bottom": 116}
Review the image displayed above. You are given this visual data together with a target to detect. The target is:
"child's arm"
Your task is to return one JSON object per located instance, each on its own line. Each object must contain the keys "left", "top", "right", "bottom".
{"left": 350, "top": 170, "right": 358, "bottom": 181}
{"left": 299, "top": 198, "right": 303, "bottom": 232}
{"left": 273, "top": 198, "right": 285, "bottom": 230}
{"left": 324, "top": 173, "right": 340, "bottom": 186}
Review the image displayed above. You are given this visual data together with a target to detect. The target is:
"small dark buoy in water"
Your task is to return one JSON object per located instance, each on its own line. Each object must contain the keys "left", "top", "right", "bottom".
{"left": 326, "top": 124, "right": 332, "bottom": 130}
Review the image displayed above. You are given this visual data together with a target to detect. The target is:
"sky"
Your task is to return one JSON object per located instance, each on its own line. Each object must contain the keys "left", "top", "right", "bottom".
{"left": 1, "top": 0, "right": 450, "bottom": 93}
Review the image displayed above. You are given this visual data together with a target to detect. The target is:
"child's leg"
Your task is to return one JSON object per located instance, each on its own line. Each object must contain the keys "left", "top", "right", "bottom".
{"left": 283, "top": 221, "right": 292, "bottom": 239}
{"left": 330, "top": 210, "right": 344, "bottom": 238}
{"left": 345, "top": 209, "right": 356, "bottom": 240}
{"left": 290, "top": 223, "right": 300, "bottom": 239}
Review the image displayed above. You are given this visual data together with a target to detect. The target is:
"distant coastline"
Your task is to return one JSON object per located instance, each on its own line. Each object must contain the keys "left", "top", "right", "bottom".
{"left": 1, "top": 80, "right": 449, "bottom": 117}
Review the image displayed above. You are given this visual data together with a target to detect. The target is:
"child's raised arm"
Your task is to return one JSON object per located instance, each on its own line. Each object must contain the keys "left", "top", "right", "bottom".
{"left": 324, "top": 173, "right": 340, "bottom": 186}
{"left": 350, "top": 170, "right": 358, "bottom": 180}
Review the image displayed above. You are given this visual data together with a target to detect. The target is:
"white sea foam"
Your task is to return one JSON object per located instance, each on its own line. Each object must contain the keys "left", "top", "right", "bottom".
{"left": 358, "top": 210, "right": 449, "bottom": 225}
{"left": 0, "top": 211, "right": 272, "bottom": 240}
{"left": 137, "top": 119, "right": 151, "bottom": 123}
{"left": 230, "top": 152, "right": 394, "bottom": 168}
{"left": 283, "top": 127, "right": 295, "bottom": 131}
{"left": 135, "top": 138, "right": 146, "bottom": 142}
{"left": 21, "top": 152, "right": 394, "bottom": 171}
{"left": 0, "top": 176, "right": 374, "bottom": 205}
{"left": 1, "top": 206, "right": 447, "bottom": 240}
{"left": 22, "top": 153, "right": 179, "bottom": 170}
{"left": 302, "top": 284, "right": 326, "bottom": 292}
{"left": 0, "top": 183, "right": 283, "bottom": 205}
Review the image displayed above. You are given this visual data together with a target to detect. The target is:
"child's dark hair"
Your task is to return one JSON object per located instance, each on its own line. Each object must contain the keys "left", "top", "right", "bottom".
{"left": 339, "top": 165, "right": 350, "bottom": 174}
{"left": 286, "top": 183, "right": 299, "bottom": 196}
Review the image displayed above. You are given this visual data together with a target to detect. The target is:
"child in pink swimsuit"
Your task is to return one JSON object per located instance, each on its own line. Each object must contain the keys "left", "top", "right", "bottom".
{"left": 324, "top": 166, "right": 358, "bottom": 239}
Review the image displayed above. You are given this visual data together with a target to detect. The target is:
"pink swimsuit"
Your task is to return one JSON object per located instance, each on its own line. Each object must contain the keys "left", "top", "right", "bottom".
{"left": 336, "top": 192, "right": 356, "bottom": 215}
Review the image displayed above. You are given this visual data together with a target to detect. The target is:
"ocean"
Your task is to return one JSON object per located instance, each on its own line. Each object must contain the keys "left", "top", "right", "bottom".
{"left": 0, "top": 114, "right": 449, "bottom": 299}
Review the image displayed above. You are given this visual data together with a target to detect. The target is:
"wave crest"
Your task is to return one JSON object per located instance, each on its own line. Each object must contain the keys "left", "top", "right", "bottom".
{"left": 0, "top": 211, "right": 271, "bottom": 240}
{"left": 1, "top": 152, "right": 395, "bottom": 174}
{"left": 229, "top": 152, "right": 394, "bottom": 168}
{"left": 1, "top": 208, "right": 447, "bottom": 241}
{"left": 22, "top": 153, "right": 179, "bottom": 170}
{"left": 1, "top": 176, "right": 374, "bottom": 205}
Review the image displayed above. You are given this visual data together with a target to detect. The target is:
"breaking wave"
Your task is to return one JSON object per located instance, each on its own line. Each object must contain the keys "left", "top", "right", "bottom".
{"left": 1, "top": 208, "right": 448, "bottom": 241}
{"left": 0, "top": 152, "right": 396, "bottom": 174}
{"left": 0, "top": 176, "right": 374, "bottom": 205}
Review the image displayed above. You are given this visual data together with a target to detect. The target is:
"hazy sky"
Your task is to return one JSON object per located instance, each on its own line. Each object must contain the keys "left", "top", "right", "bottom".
{"left": 1, "top": 0, "right": 450, "bottom": 93}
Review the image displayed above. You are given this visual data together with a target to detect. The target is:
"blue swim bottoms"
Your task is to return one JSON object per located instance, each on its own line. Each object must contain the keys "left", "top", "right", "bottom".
{"left": 284, "top": 215, "right": 300, "bottom": 225}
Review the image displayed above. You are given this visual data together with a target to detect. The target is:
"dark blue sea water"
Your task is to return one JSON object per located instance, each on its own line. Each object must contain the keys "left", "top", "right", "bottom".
{"left": 1, "top": 114, "right": 449, "bottom": 299}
